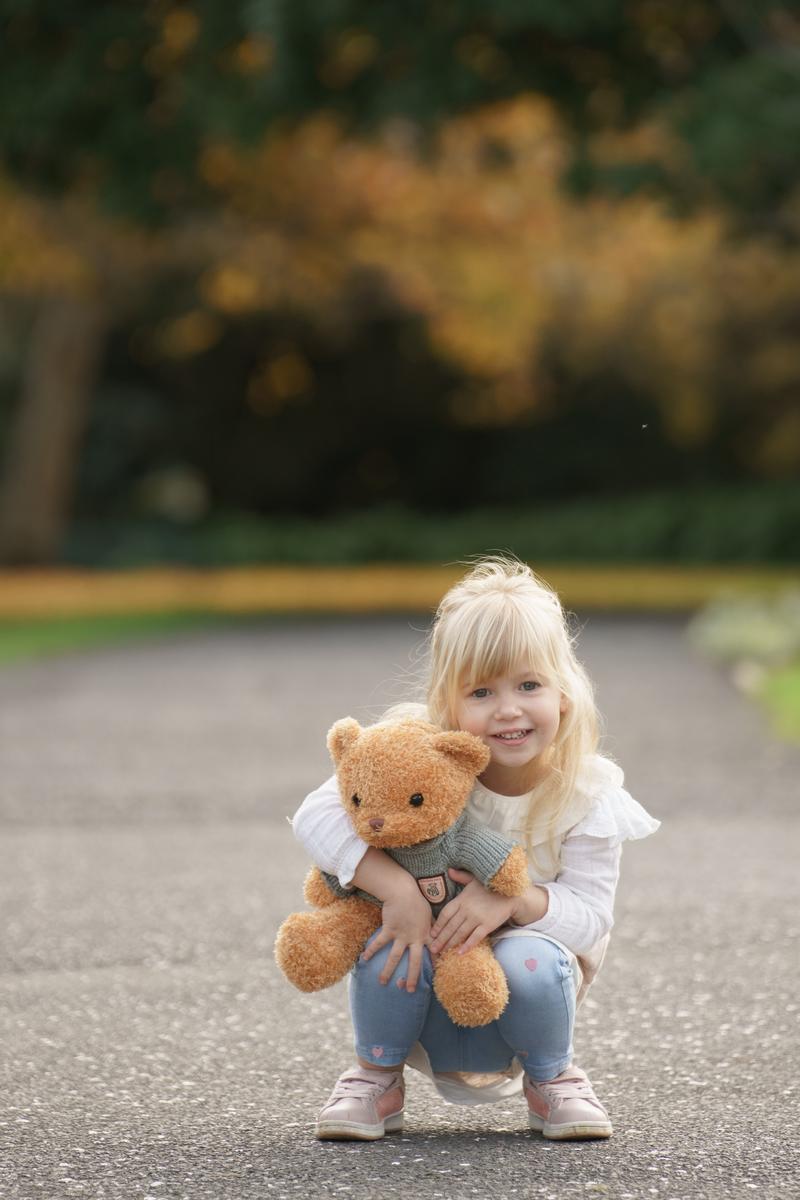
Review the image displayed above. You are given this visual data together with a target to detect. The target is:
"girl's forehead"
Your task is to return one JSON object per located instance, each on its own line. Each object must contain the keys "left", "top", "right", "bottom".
{"left": 442, "top": 604, "right": 561, "bottom": 689}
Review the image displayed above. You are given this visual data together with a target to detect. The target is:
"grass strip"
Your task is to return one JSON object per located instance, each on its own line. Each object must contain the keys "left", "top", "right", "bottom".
{"left": 760, "top": 664, "right": 800, "bottom": 742}
{"left": 0, "top": 612, "right": 226, "bottom": 665}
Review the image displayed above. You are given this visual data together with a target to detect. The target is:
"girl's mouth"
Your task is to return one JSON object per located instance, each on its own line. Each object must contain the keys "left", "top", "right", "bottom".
{"left": 492, "top": 729, "right": 532, "bottom": 742}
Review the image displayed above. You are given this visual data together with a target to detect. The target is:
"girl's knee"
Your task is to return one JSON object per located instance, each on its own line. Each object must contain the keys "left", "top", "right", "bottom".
{"left": 353, "top": 935, "right": 434, "bottom": 991}
{"left": 494, "top": 937, "right": 573, "bottom": 996}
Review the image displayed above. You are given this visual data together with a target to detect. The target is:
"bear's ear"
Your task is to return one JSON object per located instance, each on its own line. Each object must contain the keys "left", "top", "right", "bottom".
{"left": 327, "top": 717, "right": 363, "bottom": 766}
{"left": 431, "top": 730, "right": 491, "bottom": 775}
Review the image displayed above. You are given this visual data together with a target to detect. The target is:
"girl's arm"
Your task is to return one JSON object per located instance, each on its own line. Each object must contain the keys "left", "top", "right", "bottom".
{"left": 291, "top": 775, "right": 369, "bottom": 886}
{"left": 525, "top": 834, "right": 620, "bottom": 955}
{"left": 430, "top": 834, "right": 620, "bottom": 958}
{"left": 429, "top": 873, "right": 549, "bottom": 955}
{"left": 291, "top": 778, "right": 433, "bottom": 990}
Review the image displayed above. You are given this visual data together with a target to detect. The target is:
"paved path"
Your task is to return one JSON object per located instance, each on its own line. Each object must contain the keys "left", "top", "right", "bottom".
{"left": 1, "top": 615, "right": 798, "bottom": 1200}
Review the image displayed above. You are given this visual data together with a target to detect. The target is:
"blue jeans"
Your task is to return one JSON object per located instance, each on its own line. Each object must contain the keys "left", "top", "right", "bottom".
{"left": 350, "top": 932, "right": 575, "bottom": 1083}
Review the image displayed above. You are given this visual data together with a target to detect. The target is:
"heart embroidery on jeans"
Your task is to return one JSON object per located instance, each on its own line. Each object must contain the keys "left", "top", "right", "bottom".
{"left": 524, "top": 958, "right": 538, "bottom": 971}
{"left": 371, "top": 1045, "right": 384, "bottom": 1058}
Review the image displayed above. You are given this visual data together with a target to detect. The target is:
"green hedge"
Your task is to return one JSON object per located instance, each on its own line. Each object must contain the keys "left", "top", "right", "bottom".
{"left": 63, "top": 482, "right": 800, "bottom": 567}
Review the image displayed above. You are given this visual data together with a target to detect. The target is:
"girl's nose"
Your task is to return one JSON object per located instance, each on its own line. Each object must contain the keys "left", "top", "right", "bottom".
{"left": 495, "top": 696, "right": 522, "bottom": 718}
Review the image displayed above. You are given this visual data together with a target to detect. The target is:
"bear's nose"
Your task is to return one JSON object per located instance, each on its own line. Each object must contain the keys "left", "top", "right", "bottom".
{"left": 369, "top": 817, "right": 385, "bottom": 831}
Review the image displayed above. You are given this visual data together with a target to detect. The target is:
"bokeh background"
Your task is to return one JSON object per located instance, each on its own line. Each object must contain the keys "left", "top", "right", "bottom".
{"left": 2, "top": 1, "right": 799, "bottom": 565}
{"left": 0, "top": 3, "right": 798, "bottom": 712}
{"left": 2, "top": 14, "right": 800, "bottom": 1194}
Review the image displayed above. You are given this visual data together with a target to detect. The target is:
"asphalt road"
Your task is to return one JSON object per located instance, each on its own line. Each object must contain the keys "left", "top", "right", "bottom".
{"left": 1, "top": 614, "right": 798, "bottom": 1200}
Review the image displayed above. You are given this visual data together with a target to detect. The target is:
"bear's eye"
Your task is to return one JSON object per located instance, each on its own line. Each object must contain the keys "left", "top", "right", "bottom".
{"left": 409, "top": 793, "right": 424, "bottom": 807}
{"left": 351, "top": 794, "right": 361, "bottom": 807}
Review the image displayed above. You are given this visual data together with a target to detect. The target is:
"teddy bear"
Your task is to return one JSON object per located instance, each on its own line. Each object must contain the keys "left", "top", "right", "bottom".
{"left": 274, "top": 716, "right": 530, "bottom": 1027}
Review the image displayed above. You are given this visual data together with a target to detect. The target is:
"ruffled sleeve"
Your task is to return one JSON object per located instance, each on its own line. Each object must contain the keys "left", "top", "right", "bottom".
{"left": 568, "top": 783, "right": 660, "bottom": 847}
{"left": 291, "top": 775, "right": 369, "bottom": 887}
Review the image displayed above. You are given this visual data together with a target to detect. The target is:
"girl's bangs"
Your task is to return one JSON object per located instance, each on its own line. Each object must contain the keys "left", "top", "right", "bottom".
{"left": 455, "top": 600, "right": 559, "bottom": 691}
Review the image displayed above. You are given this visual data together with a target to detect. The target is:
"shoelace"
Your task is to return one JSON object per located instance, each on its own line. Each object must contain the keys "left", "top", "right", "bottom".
{"left": 331, "top": 1073, "right": 396, "bottom": 1099}
{"left": 535, "top": 1075, "right": 599, "bottom": 1109}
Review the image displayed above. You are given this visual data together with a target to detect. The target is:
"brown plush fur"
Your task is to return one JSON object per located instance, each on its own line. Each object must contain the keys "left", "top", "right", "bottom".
{"left": 274, "top": 718, "right": 530, "bottom": 1026}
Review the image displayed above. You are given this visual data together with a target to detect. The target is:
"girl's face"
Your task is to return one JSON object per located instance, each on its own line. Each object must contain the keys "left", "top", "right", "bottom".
{"left": 453, "top": 664, "right": 566, "bottom": 786}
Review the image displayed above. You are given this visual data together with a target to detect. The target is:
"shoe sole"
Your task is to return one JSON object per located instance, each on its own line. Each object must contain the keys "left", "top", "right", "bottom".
{"left": 316, "top": 1113, "right": 404, "bottom": 1141}
{"left": 528, "top": 1114, "right": 612, "bottom": 1140}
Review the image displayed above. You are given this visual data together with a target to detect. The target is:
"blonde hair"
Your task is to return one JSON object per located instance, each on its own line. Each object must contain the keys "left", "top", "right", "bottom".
{"left": 424, "top": 556, "right": 600, "bottom": 856}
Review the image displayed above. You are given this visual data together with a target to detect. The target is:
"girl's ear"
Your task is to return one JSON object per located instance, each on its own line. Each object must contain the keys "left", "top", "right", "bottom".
{"left": 327, "top": 717, "right": 363, "bottom": 766}
{"left": 559, "top": 692, "right": 568, "bottom": 714}
{"left": 432, "top": 730, "right": 491, "bottom": 775}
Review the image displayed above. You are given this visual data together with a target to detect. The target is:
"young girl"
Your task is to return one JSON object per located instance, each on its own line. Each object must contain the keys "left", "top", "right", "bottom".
{"left": 291, "top": 557, "right": 659, "bottom": 1141}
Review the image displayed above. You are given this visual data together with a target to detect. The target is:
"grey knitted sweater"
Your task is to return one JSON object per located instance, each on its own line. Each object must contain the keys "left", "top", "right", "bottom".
{"left": 321, "top": 810, "right": 519, "bottom": 918}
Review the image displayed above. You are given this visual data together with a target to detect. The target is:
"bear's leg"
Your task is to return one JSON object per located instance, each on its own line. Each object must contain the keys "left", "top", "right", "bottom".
{"left": 274, "top": 898, "right": 380, "bottom": 992}
{"left": 433, "top": 941, "right": 509, "bottom": 1027}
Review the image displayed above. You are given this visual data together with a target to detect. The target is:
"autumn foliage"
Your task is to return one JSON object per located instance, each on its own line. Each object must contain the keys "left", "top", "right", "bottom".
{"left": 1, "top": 86, "right": 799, "bottom": 559}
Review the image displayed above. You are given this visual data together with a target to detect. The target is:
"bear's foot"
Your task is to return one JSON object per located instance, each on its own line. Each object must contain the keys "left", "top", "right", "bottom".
{"left": 433, "top": 942, "right": 509, "bottom": 1027}
{"left": 275, "top": 899, "right": 379, "bottom": 993}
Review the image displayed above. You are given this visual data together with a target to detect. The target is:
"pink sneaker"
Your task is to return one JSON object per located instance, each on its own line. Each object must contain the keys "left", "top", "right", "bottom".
{"left": 316, "top": 1066, "right": 405, "bottom": 1141}
{"left": 524, "top": 1065, "right": 612, "bottom": 1140}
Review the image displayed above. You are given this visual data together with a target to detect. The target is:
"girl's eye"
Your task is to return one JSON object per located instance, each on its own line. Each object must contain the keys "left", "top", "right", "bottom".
{"left": 471, "top": 687, "right": 490, "bottom": 699}
{"left": 409, "top": 794, "right": 424, "bottom": 807}
{"left": 351, "top": 794, "right": 361, "bottom": 807}
{"left": 521, "top": 680, "right": 540, "bottom": 691}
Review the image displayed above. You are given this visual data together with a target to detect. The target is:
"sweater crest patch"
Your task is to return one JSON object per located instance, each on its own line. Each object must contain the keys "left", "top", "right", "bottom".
{"left": 417, "top": 874, "right": 448, "bottom": 905}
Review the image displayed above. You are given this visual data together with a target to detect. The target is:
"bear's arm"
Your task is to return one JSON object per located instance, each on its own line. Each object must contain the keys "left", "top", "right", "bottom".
{"left": 451, "top": 815, "right": 529, "bottom": 897}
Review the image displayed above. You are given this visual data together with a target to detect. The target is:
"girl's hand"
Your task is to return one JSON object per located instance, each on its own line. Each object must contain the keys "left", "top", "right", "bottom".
{"left": 360, "top": 874, "right": 433, "bottom": 992}
{"left": 429, "top": 869, "right": 517, "bottom": 956}
{"left": 351, "top": 848, "right": 433, "bottom": 991}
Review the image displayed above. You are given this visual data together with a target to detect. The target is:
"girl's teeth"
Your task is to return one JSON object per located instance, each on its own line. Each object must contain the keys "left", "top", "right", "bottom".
{"left": 497, "top": 731, "right": 526, "bottom": 740}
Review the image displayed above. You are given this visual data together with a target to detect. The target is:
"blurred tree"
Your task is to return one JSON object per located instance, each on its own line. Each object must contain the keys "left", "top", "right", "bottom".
{"left": 1, "top": 0, "right": 799, "bottom": 559}
{"left": 0, "top": 0, "right": 277, "bottom": 560}
{"left": 212, "top": 102, "right": 800, "bottom": 489}
{"left": 0, "top": 187, "right": 165, "bottom": 561}
{"left": 3, "top": 2, "right": 798, "bottom": 225}
{"left": 259, "top": 1, "right": 800, "bottom": 231}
